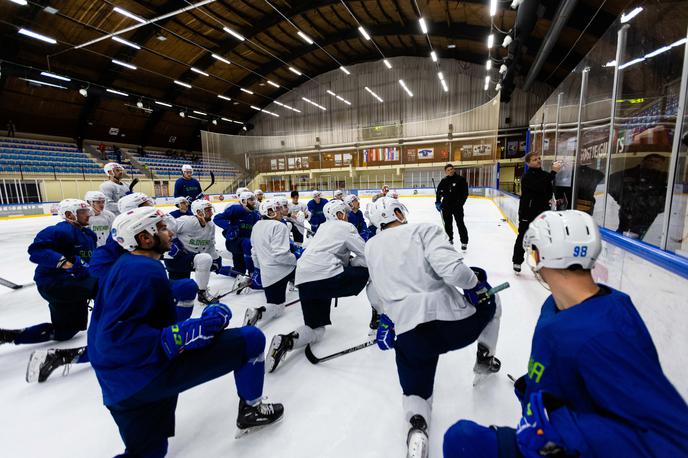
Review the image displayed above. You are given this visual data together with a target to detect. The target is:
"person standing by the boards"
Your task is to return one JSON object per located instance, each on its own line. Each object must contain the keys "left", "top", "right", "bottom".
{"left": 435, "top": 164, "right": 469, "bottom": 250}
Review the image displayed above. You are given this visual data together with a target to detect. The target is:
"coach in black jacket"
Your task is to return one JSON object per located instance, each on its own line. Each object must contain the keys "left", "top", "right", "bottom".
{"left": 512, "top": 152, "right": 561, "bottom": 272}
{"left": 435, "top": 164, "right": 469, "bottom": 249}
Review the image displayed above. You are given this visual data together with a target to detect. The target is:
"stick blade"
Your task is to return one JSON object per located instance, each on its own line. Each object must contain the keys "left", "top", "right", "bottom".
{"left": 304, "top": 344, "right": 320, "bottom": 364}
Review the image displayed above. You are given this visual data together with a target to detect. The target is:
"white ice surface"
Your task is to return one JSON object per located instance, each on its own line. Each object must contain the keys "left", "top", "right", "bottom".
{"left": 0, "top": 197, "right": 549, "bottom": 457}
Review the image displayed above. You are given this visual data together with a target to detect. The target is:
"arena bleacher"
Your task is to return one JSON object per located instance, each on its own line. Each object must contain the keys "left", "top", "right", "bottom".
{"left": 0, "top": 137, "right": 101, "bottom": 175}
{"left": 126, "top": 148, "right": 238, "bottom": 179}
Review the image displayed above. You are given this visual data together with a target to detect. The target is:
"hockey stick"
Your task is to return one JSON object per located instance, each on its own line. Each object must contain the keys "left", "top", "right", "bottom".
{"left": 0, "top": 277, "right": 35, "bottom": 290}
{"left": 129, "top": 178, "right": 139, "bottom": 192}
{"left": 194, "top": 171, "right": 215, "bottom": 200}
{"left": 305, "top": 340, "right": 376, "bottom": 364}
{"left": 286, "top": 217, "right": 314, "bottom": 236}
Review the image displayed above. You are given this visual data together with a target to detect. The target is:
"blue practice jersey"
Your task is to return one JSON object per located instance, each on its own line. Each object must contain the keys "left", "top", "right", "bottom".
{"left": 169, "top": 208, "right": 192, "bottom": 219}
{"left": 173, "top": 177, "right": 202, "bottom": 201}
{"left": 28, "top": 221, "right": 97, "bottom": 287}
{"left": 213, "top": 203, "right": 260, "bottom": 240}
{"left": 88, "top": 253, "right": 176, "bottom": 405}
{"left": 521, "top": 285, "right": 688, "bottom": 456}
{"left": 347, "top": 209, "right": 369, "bottom": 241}
{"left": 307, "top": 198, "right": 328, "bottom": 227}
{"left": 89, "top": 234, "right": 126, "bottom": 282}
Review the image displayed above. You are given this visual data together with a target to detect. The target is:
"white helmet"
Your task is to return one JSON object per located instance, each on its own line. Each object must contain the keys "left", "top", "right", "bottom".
{"left": 174, "top": 196, "right": 188, "bottom": 206}
{"left": 84, "top": 191, "right": 106, "bottom": 203}
{"left": 111, "top": 207, "right": 167, "bottom": 251}
{"left": 368, "top": 196, "right": 408, "bottom": 228}
{"left": 334, "top": 189, "right": 344, "bottom": 199}
{"left": 236, "top": 187, "right": 250, "bottom": 195}
{"left": 239, "top": 191, "right": 256, "bottom": 205}
{"left": 181, "top": 164, "right": 193, "bottom": 173}
{"left": 259, "top": 199, "right": 281, "bottom": 217}
{"left": 324, "top": 200, "right": 349, "bottom": 221}
{"left": 274, "top": 196, "right": 288, "bottom": 208}
{"left": 58, "top": 199, "right": 93, "bottom": 220}
{"left": 390, "top": 190, "right": 399, "bottom": 199}
{"left": 103, "top": 162, "right": 123, "bottom": 176}
{"left": 118, "top": 192, "right": 154, "bottom": 214}
{"left": 523, "top": 210, "right": 601, "bottom": 272}
{"left": 312, "top": 190, "right": 322, "bottom": 198}
{"left": 254, "top": 189, "right": 264, "bottom": 196}
{"left": 344, "top": 194, "right": 359, "bottom": 207}
{"left": 191, "top": 199, "right": 213, "bottom": 216}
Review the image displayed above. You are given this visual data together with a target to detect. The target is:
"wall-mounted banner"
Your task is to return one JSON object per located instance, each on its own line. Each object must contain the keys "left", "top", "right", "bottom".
{"left": 362, "top": 147, "right": 399, "bottom": 163}
{"left": 418, "top": 148, "right": 434, "bottom": 160}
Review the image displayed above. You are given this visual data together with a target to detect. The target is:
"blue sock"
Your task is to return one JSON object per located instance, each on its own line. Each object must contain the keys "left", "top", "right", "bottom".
{"left": 14, "top": 323, "right": 54, "bottom": 344}
{"left": 234, "top": 327, "right": 266, "bottom": 404}
{"left": 218, "top": 266, "right": 236, "bottom": 277}
{"left": 76, "top": 347, "right": 89, "bottom": 364}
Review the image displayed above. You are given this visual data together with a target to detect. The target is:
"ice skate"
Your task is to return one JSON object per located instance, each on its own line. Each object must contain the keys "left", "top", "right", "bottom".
{"left": 473, "top": 343, "right": 501, "bottom": 386}
{"left": 26, "top": 347, "right": 85, "bottom": 383}
{"left": 513, "top": 263, "right": 521, "bottom": 274}
{"left": 197, "top": 289, "right": 218, "bottom": 305}
{"left": 235, "top": 398, "right": 284, "bottom": 438}
{"left": 232, "top": 274, "right": 251, "bottom": 292}
{"left": 406, "top": 415, "right": 429, "bottom": 458}
{"left": 243, "top": 306, "right": 265, "bottom": 327}
{"left": 368, "top": 308, "right": 380, "bottom": 335}
{"left": 266, "top": 333, "right": 295, "bottom": 373}
{"left": 287, "top": 280, "right": 297, "bottom": 292}
{"left": 461, "top": 243, "right": 468, "bottom": 251}
{"left": 0, "top": 328, "right": 23, "bottom": 345}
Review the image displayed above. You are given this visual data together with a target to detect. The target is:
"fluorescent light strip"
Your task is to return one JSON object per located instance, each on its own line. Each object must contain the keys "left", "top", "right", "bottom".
{"left": 274, "top": 101, "right": 284, "bottom": 106}
{"left": 288, "top": 66, "right": 302, "bottom": 76}
{"left": 40, "top": 72, "right": 70, "bottom": 82}
{"left": 487, "top": 34, "right": 494, "bottom": 49}
{"left": 336, "top": 95, "right": 352, "bottom": 106}
{"left": 18, "top": 28, "right": 56, "bottom": 44}
{"left": 267, "top": 80, "right": 280, "bottom": 88}
{"left": 211, "top": 53, "right": 231, "bottom": 64}
{"left": 190, "top": 67, "right": 209, "bottom": 76}
{"left": 326, "top": 90, "right": 336, "bottom": 96}
{"left": 620, "top": 7, "right": 643, "bottom": 23}
{"left": 358, "top": 26, "right": 371, "bottom": 40}
{"left": 302, "top": 97, "right": 326, "bottom": 111}
{"left": 437, "top": 71, "right": 444, "bottom": 81}
{"left": 441, "top": 80, "right": 448, "bottom": 92}
{"left": 486, "top": 60, "right": 492, "bottom": 71}
{"left": 112, "top": 36, "right": 140, "bottom": 49}
{"left": 221, "top": 117, "right": 233, "bottom": 122}
{"left": 223, "top": 26, "right": 245, "bottom": 41}
{"left": 419, "top": 18, "right": 428, "bottom": 34}
{"left": 619, "top": 57, "right": 645, "bottom": 70}
{"left": 193, "top": 110, "right": 207, "bottom": 115}
{"left": 250, "top": 105, "right": 261, "bottom": 111}
{"left": 112, "top": 59, "right": 136, "bottom": 70}
{"left": 383, "top": 59, "right": 392, "bottom": 69}
{"left": 240, "top": 88, "right": 254, "bottom": 94}
{"left": 489, "top": 0, "right": 497, "bottom": 16}
{"left": 297, "top": 31, "right": 313, "bottom": 45}
{"left": 644, "top": 46, "right": 671, "bottom": 59}
{"left": 113, "top": 6, "right": 146, "bottom": 24}
{"left": 340, "top": 66, "right": 351, "bottom": 75}
{"left": 232, "top": 120, "right": 243, "bottom": 125}
{"left": 173, "top": 80, "right": 191, "bottom": 88}
{"left": 187, "top": 115, "right": 204, "bottom": 121}
{"left": 399, "top": 80, "right": 413, "bottom": 97}
{"left": 21, "top": 78, "right": 66, "bottom": 89}
{"left": 364, "top": 86, "right": 383, "bottom": 103}
{"left": 106, "top": 88, "right": 129, "bottom": 96}
{"left": 155, "top": 101, "right": 172, "bottom": 107}
{"left": 217, "top": 94, "right": 231, "bottom": 101}
{"left": 484, "top": 76, "right": 490, "bottom": 85}
{"left": 10, "top": 0, "right": 28, "bottom": 5}
{"left": 430, "top": 51, "right": 437, "bottom": 62}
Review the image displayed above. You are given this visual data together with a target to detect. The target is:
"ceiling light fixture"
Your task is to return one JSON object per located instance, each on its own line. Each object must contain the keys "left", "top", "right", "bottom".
{"left": 489, "top": 0, "right": 497, "bottom": 16}
{"left": 193, "top": 110, "right": 207, "bottom": 116}
{"left": 173, "top": 80, "right": 191, "bottom": 88}
{"left": 40, "top": 71, "right": 70, "bottom": 82}
{"left": 112, "top": 59, "right": 137, "bottom": 70}
{"left": 79, "top": 87, "right": 88, "bottom": 97}
{"left": 399, "top": 79, "right": 413, "bottom": 97}
{"left": 223, "top": 26, "right": 245, "bottom": 41}
{"left": 437, "top": 71, "right": 444, "bottom": 81}
{"left": 106, "top": 88, "right": 129, "bottom": 97}
{"left": 487, "top": 34, "right": 494, "bottom": 49}
{"left": 112, "top": 36, "right": 140, "bottom": 49}
{"left": 179, "top": 111, "right": 186, "bottom": 118}
{"left": 441, "top": 80, "right": 448, "bottom": 92}
{"left": 217, "top": 94, "right": 231, "bottom": 101}
{"left": 221, "top": 117, "right": 232, "bottom": 122}
{"left": 113, "top": 6, "right": 146, "bottom": 24}
{"left": 486, "top": 59, "right": 492, "bottom": 71}
{"left": 250, "top": 105, "right": 261, "bottom": 111}
{"left": 339, "top": 66, "right": 351, "bottom": 75}
{"left": 240, "top": 88, "right": 254, "bottom": 94}
{"left": 10, "top": 0, "right": 28, "bottom": 5}
{"left": 267, "top": 80, "right": 280, "bottom": 88}
{"left": 502, "top": 35, "right": 513, "bottom": 47}
{"left": 358, "top": 26, "right": 371, "bottom": 40}
{"left": 155, "top": 100, "right": 172, "bottom": 107}
{"left": 21, "top": 78, "right": 66, "bottom": 89}
{"left": 383, "top": 59, "right": 392, "bottom": 69}
{"left": 335, "top": 95, "right": 352, "bottom": 106}
{"left": 419, "top": 18, "right": 428, "bottom": 34}
{"left": 620, "top": 6, "right": 643, "bottom": 23}
{"left": 288, "top": 66, "right": 302, "bottom": 76}
{"left": 136, "top": 99, "right": 143, "bottom": 108}
{"left": 499, "top": 64, "right": 508, "bottom": 74}
{"left": 297, "top": 31, "right": 314, "bottom": 45}
{"left": 18, "top": 28, "right": 56, "bottom": 44}
{"left": 302, "top": 97, "right": 326, "bottom": 111}
{"left": 211, "top": 53, "right": 231, "bottom": 64}
{"left": 212, "top": 119, "right": 218, "bottom": 125}
{"left": 430, "top": 51, "right": 438, "bottom": 62}
{"left": 190, "top": 67, "right": 209, "bottom": 76}
{"left": 364, "top": 86, "right": 383, "bottom": 103}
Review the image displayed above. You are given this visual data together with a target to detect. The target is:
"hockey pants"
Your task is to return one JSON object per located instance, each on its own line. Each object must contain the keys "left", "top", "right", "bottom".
{"left": 443, "top": 420, "right": 521, "bottom": 458}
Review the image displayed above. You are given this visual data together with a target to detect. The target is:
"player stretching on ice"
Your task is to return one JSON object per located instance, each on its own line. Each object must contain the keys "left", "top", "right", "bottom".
{"left": 164, "top": 200, "right": 222, "bottom": 305}
{"left": 169, "top": 196, "right": 192, "bottom": 218}
{"left": 306, "top": 190, "right": 328, "bottom": 234}
{"left": 85, "top": 191, "right": 116, "bottom": 247}
{"left": 244, "top": 199, "right": 300, "bottom": 327}
{"left": 365, "top": 197, "right": 502, "bottom": 458}
{"left": 266, "top": 200, "right": 372, "bottom": 372}
{"left": 1, "top": 199, "right": 97, "bottom": 347}
{"left": 344, "top": 194, "right": 370, "bottom": 241}
{"left": 214, "top": 191, "right": 260, "bottom": 276}
{"left": 89, "top": 207, "right": 284, "bottom": 456}
{"left": 287, "top": 190, "right": 310, "bottom": 244}
{"left": 100, "top": 162, "right": 131, "bottom": 215}
{"left": 443, "top": 210, "right": 688, "bottom": 458}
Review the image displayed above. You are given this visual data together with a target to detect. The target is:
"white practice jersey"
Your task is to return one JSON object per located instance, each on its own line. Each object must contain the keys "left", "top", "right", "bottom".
{"left": 365, "top": 222, "right": 478, "bottom": 335}
{"left": 295, "top": 219, "right": 366, "bottom": 285}
{"left": 288, "top": 201, "right": 310, "bottom": 219}
{"left": 174, "top": 216, "right": 218, "bottom": 258}
{"left": 99, "top": 180, "right": 130, "bottom": 215}
{"left": 89, "top": 210, "right": 116, "bottom": 247}
{"left": 250, "top": 219, "right": 297, "bottom": 287}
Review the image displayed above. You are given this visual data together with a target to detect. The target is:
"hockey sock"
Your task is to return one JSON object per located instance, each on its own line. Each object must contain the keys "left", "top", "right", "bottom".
{"left": 193, "top": 254, "right": 212, "bottom": 291}
{"left": 262, "top": 303, "right": 285, "bottom": 322}
{"left": 291, "top": 325, "right": 325, "bottom": 349}
{"left": 235, "top": 327, "right": 265, "bottom": 405}
{"left": 14, "top": 323, "right": 54, "bottom": 344}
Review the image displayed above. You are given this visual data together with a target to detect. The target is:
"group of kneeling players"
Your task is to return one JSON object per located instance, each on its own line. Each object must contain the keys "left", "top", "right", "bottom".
{"left": 1, "top": 161, "right": 687, "bottom": 457}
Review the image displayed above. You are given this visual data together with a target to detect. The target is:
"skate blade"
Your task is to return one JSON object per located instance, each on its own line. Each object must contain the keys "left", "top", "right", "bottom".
{"left": 406, "top": 430, "right": 429, "bottom": 458}
{"left": 235, "top": 414, "right": 284, "bottom": 439}
{"left": 472, "top": 371, "right": 498, "bottom": 387}
{"left": 26, "top": 349, "right": 47, "bottom": 383}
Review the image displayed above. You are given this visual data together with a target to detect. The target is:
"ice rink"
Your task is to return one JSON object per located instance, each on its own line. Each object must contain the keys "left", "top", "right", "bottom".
{"left": 0, "top": 196, "right": 550, "bottom": 457}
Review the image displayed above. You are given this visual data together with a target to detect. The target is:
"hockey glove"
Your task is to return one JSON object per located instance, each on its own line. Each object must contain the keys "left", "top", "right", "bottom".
{"left": 376, "top": 314, "right": 396, "bottom": 350}
{"left": 166, "top": 240, "right": 182, "bottom": 258}
{"left": 513, "top": 374, "right": 528, "bottom": 403}
{"left": 250, "top": 269, "right": 263, "bottom": 289}
{"left": 200, "top": 302, "right": 232, "bottom": 332}
{"left": 290, "top": 241, "right": 305, "bottom": 259}
{"left": 161, "top": 318, "right": 216, "bottom": 359}
{"left": 226, "top": 225, "right": 239, "bottom": 241}
{"left": 464, "top": 267, "right": 495, "bottom": 307}
{"left": 170, "top": 278, "right": 198, "bottom": 303}
{"left": 516, "top": 391, "right": 566, "bottom": 458}
{"left": 67, "top": 256, "right": 90, "bottom": 279}
{"left": 211, "top": 257, "right": 222, "bottom": 272}
{"left": 435, "top": 202, "right": 442, "bottom": 212}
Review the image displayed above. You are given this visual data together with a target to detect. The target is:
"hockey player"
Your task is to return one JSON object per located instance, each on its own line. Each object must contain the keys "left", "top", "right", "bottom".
{"left": 365, "top": 196, "right": 502, "bottom": 458}
{"left": 390, "top": 189, "right": 399, "bottom": 200}
{"left": 254, "top": 189, "right": 264, "bottom": 202}
{"left": 169, "top": 197, "right": 192, "bottom": 218}
{"left": 214, "top": 191, "right": 260, "bottom": 275}
{"left": 244, "top": 199, "right": 299, "bottom": 327}
{"left": 266, "top": 200, "right": 370, "bottom": 372}
{"left": 366, "top": 185, "right": 390, "bottom": 238}
{"left": 344, "top": 194, "right": 370, "bottom": 241}
{"left": 306, "top": 190, "right": 328, "bottom": 234}
{"left": 1, "top": 199, "right": 98, "bottom": 346}
{"left": 372, "top": 185, "right": 390, "bottom": 202}
{"left": 333, "top": 189, "right": 344, "bottom": 200}
{"left": 100, "top": 162, "right": 131, "bottom": 215}
{"left": 85, "top": 191, "right": 116, "bottom": 247}
{"left": 88, "top": 207, "right": 283, "bottom": 456}
{"left": 287, "top": 190, "right": 310, "bottom": 244}
{"left": 173, "top": 164, "right": 202, "bottom": 201}
{"left": 443, "top": 210, "right": 688, "bottom": 458}
{"left": 164, "top": 200, "right": 221, "bottom": 304}
{"left": 435, "top": 163, "right": 469, "bottom": 250}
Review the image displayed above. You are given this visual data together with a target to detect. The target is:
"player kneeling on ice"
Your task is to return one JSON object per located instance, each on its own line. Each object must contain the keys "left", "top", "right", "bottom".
{"left": 85, "top": 191, "right": 116, "bottom": 247}
{"left": 443, "top": 210, "right": 688, "bottom": 458}
{"left": 169, "top": 196, "right": 192, "bottom": 219}
{"left": 89, "top": 207, "right": 284, "bottom": 456}
{"left": 245, "top": 199, "right": 301, "bottom": 327}
{"left": 1, "top": 199, "right": 98, "bottom": 346}
{"left": 344, "top": 194, "right": 370, "bottom": 241}
{"left": 365, "top": 196, "right": 502, "bottom": 458}
{"left": 267, "top": 199, "right": 371, "bottom": 372}
{"left": 164, "top": 199, "right": 222, "bottom": 304}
